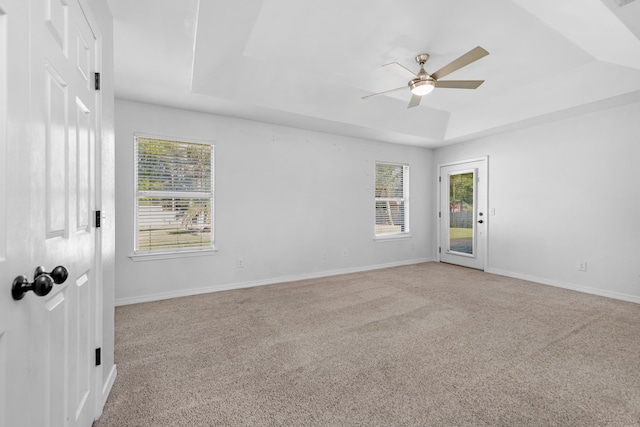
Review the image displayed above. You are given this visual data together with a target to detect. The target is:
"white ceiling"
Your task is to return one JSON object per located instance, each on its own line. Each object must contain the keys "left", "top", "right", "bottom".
{"left": 106, "top": 0, "right": 640, "bottom": 148}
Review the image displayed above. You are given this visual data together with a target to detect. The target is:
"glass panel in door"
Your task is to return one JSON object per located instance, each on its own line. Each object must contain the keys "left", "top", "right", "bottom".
{"left": 449, "top": 171, "right": 474, "bottom": 255}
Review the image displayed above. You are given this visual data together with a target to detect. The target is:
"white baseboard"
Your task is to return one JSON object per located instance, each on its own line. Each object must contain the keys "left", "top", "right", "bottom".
{"left": 116, "top": 258, "right": 434, "bottom": 306}
{"left": 485, "top": 267, "right": 640, "bottom": 304}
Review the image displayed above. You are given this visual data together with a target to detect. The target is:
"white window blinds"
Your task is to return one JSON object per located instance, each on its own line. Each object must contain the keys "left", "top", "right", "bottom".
{"left": 375, "top": 162, "right": 409, "bottom": 236}
{"left": 135, "top": 136, "right": 214, "bottom": 252}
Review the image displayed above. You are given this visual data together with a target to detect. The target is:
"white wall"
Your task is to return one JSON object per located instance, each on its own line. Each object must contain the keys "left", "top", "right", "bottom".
{"left": 115, "top": 100, "right": 434, "bottom": 304}
{"left": 434, "top": 101, "right": 640, "bottom": 302}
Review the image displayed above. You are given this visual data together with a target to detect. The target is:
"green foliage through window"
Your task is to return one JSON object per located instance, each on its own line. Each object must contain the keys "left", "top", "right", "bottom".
{"left": 449, "top": 173, "right": 473, "bottom": 207}
{"left": 375, "top": 162, "right": 409, "bottom": 236}
{"left": 135, "top": 137, "right": 214, "bottom": 252}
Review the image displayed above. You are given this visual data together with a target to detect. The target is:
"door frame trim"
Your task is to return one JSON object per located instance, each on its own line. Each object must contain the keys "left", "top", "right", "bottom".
{"left": 436, "top": 156, "right": 489, "bottom": 271}
{"left": 77, "top": 0, "right": 105, "bottom": 420}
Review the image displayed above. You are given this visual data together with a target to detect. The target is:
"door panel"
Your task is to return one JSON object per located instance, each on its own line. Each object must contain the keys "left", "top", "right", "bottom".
{"left": 45, "top": 0, "right": 67, "bottom": 50}
{"left": 45, "top": 292, "right": 68, "bottom": 427}
{"left": 76, "top": 27, "right": 91, "bottom": 82}
{"left": 72, "top": 273, "right": 92, "bottom": 423}
{"left": 45, "top": 63, "right": 69, "bottom": 238}
{"left": 0, "top": 0, "right": 99, "bottom": 425}
{"left": 76, "top": 99, "right": 92, "bottom": 231}
{"left": 439, "top": 158, "right": 487, "bottom": 270}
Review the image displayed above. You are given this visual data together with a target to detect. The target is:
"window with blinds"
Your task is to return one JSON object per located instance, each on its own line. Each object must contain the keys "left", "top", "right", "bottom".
{"left": 135, "top": 136, "right": 214, "bottom": 253}
{"left": 375, "top": 162, "right": 409, "bottom": 237}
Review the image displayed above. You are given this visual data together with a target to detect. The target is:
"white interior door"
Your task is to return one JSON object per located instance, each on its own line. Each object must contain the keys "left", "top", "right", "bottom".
{"left": 0, "top": 0, "right": 100, "bottom": 425}
{"left": 439, "top": 158, "right": 487, "bottom": 270}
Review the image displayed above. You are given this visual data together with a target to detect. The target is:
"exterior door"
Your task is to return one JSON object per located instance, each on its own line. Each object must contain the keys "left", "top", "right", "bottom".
{"left": 438, "top": 158, "right": 487, "bottom": 270}
{"left": 0, "top": 0, "right": 100, "bottom": 425}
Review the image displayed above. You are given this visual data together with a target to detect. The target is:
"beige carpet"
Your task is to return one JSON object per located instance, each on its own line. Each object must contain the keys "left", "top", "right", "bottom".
{"left": 94, "top": 262, "right": 640, "bottom": 426}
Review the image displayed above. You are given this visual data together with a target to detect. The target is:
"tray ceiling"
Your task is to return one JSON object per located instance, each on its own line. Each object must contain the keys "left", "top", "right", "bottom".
{"left": 107, "top": 0, "right": 640, "bottom": 147}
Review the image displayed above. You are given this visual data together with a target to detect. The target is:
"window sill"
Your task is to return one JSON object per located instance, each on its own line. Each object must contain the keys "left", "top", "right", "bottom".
{"left": 374, "top": 233, "right": 412, "bottom": 242}
{"left": 129, "top": 248, "right": 217, "bottom": 262}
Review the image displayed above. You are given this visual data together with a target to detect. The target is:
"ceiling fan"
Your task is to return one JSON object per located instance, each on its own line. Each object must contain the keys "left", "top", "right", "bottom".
{"left": 362, "top": 46, "right": 489, "bottom": 108}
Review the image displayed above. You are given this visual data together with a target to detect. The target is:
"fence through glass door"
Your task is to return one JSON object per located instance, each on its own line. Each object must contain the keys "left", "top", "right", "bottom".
{"left": 449, "top": 171, "right": 475, "bottom": 255}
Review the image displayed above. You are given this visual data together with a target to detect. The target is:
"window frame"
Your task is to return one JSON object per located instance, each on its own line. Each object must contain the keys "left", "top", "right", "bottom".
{"left": 130, "top": 134, "right": 216, "bottom": 261}
{"left": 374, "top": 161, "right": 411, "bottom": 240}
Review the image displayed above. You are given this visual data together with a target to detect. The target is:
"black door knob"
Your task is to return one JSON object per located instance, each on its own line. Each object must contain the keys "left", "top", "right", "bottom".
{"left": 12, "top": 274, "right": 54, "bottom": 300}
{"left": 478, "top": 219, "right": 484, "bottom": 224}
{"left": 34, "top": 265, "right": 68, "bottom": 284}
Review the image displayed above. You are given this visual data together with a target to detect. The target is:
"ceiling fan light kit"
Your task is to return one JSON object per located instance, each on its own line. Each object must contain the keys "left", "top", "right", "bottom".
{"left": 410, "top": 80, "right": 435, "bottom": 96}
{"left": 363, "top": 46, "right": 489, "bottom": 109}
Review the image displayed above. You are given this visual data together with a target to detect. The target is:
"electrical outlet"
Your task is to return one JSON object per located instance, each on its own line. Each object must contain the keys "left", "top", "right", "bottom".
{"left": 577, "top": 262, "right": 587, "bottom": 272}
{"left": 236, "top": 258, "right": 244, "bottom": 268}
{"left": 343, "top": 249, "right": 348, "bottom": 257}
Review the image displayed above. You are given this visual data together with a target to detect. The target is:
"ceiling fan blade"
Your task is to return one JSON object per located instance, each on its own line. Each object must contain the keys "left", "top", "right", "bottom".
{"left": 382, "top": 62, "right": 419, "bottom": 81}
{"left": 407, "top": 94, "right": 422, "bottom": 108}
{"left": 434, "top": 80, "right": 484, "bottom": 89}
{"left": 431, "top": 46, "right": 489, "bottom": 80}
{"left": 361, "top": 86, "right": 407, "bottom": 100}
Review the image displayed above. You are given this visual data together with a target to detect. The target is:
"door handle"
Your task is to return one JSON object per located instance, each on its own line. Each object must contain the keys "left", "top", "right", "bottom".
{"left": 34, "top": 265, "right": 68, "bottom": 284}
{"left": 11, "top": 265, "right": 68, "bottom": 300}
{"left": 478, "top": 219, "right": 484, "bottom": 224}
{"left": 12, "top": 274, "right": 54, "bottom": 300}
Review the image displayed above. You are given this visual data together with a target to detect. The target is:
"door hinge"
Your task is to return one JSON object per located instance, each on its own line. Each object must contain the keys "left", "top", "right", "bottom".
{"left": 438, "top": 176, "right": 441, "bottom": 183}
{"left": 95, "top": 210, "right": 101, "bottom": 228}
{"left": 95, "top": 348, "right": 102, "bottom": 366}
{"left": 438, "top": 211, "right": 441, "bottom": 218}
{"left": 439, "top": 246, "right": 441, "bottom": 253}
{"left": 94, "top": 72, "right": 101, "bottom": 91}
